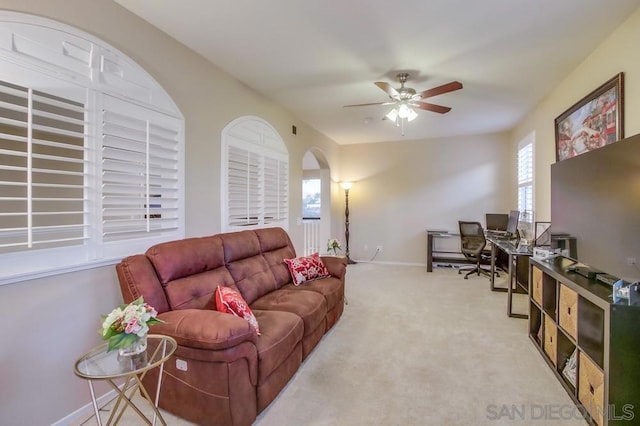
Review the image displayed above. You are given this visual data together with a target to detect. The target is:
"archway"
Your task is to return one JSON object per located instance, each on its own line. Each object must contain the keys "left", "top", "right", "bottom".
{"left": 302, "top": 148, "right": 331, "bottom": 255}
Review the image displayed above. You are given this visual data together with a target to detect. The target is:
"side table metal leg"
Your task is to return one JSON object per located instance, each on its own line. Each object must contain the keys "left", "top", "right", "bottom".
{"left": 87, "top": 381, "right": 103, "bottom": 426}
{"left": 152, "top": 340, "right": 169, "bottom": 426}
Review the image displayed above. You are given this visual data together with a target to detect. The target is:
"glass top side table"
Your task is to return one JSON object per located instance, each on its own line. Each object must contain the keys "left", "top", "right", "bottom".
{"left": 74, "top": 334, "right": 177, "bottom": 426}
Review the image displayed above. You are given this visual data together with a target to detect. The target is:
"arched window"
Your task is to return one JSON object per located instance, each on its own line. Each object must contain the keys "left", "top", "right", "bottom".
{"left": 221, "top": 116, "right": 288, "bottom": 231}
{"left": 0, "top": 12, "right": 184, "bottom": 284}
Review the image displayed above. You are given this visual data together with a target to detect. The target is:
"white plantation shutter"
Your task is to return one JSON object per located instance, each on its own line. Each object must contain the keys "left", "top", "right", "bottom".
{"left": 264, "top": 156, "right": 288, "bottom": 224}
{"left": 518, "top": 133, "right": 534, "bottom": 223}
{"left": 222, "top": 116, "right": 288, "bottom": 231}
{"left": 0, "top": 79, "right": 88, "bottom": 253}
{"left": 0, "top": 12, "right": 184, "bottom": 284}
{"left": 101, "top": 96, "right": 180, "bottom": 241}
{"left": 227, "top": 146, "right": 262, "bottom": 227}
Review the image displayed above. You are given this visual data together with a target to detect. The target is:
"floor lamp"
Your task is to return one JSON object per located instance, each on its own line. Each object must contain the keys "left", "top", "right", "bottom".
{"left": 340, "top": 182, "right": 356, "bottom": 264}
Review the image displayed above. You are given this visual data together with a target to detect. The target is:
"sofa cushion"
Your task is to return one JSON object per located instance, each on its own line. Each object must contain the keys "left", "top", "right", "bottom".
{"left": 215, "top": 286, "right": 261, "bottom": 335}
{"left": 252, "top": 310, "right": 304, "bottom": 384}
{"left": 284, "top": 253, "right": 329, "bottom": 285}
{"left": 251, "top": 289, "right": 327, "bottom": 337}
{"left": 281, "top": 275, "right": 344, "bottom": 313}
{"left": 117, "top": 255, "right": 170, "bottom": 314}
{"left": 146, "top": 236, "right": 225, "bottom": 285}
{"left": 221, "top": 231, "right": 279, "bottom": 304}
{"left": 255, "top": 227, "right": 297, "bottom": 288}
{"left": 151, "top": 309, "right": 257, "bottom": 351}
{"left": 164, "top": 267, "right": 237, "bottom": 311}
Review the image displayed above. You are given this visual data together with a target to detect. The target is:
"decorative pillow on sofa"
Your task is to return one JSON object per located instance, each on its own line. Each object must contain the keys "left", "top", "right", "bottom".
{"left": 284, "top": 252, "right": 330, "bottom": 286}
{"left": 215, "top": 286, "right": 261, "bottom": 335}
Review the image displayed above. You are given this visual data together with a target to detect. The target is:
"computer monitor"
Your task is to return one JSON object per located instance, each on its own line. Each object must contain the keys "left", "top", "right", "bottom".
{"left": 506, "top": 210, "right": 520, "bottom": 237}
{"left": 485, "top": 213, "right": 509, "bottom": 231}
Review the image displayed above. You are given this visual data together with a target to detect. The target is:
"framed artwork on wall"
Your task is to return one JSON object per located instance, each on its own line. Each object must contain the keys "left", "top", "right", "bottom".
{"left": 554, "top": 73, "right": 624, "bottom": 162}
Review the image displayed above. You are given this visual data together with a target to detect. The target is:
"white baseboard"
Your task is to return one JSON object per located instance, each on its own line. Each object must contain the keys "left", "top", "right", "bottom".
{"left": 353, "top": 259, "right": 427, "bottom": 267}
{"left": 52, "top": 389, "right": 118, "bottom": 426}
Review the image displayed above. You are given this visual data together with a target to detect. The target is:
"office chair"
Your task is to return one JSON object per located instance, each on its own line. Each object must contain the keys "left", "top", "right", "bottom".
{"left": 458, "top": 221, "right": 494, "bottom": 279}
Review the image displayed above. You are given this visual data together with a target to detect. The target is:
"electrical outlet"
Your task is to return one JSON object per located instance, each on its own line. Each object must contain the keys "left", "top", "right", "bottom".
{"left": 626, "top": 257, "right": 636, "bottom": 266}
{"left": 376, "top": 245, "right": 383, "bottom": 253}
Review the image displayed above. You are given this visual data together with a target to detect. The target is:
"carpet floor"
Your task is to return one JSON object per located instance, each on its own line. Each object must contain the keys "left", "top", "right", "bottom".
{"left": 90, "top": 263, "right": 588, "bottom": 425}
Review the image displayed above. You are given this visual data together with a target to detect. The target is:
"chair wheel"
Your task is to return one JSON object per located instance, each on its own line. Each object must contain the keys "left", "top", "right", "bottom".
{"left": 464, "top": 276, "right": 468, "bottom": 279}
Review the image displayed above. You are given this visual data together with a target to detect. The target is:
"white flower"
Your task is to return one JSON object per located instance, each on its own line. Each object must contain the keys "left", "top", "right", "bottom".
{"left": 100, "top": 297, "right": 164, "bottom": 351}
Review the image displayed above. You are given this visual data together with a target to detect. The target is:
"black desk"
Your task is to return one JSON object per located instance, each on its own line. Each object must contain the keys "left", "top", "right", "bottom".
{"left": 426, "top": 230, "right": 472, "bottom": 272}
{"left": 487, "top": 236, "right": 532, "bottom": 319}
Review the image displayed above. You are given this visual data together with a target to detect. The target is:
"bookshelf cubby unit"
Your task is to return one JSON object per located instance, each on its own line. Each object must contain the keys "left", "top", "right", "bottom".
{"left": 528, "top": 256, "right": 640, "bottom": 426}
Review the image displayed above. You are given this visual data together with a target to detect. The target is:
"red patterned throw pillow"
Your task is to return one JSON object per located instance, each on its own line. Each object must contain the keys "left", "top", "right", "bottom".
{"left": 284, "top": 252, "right": 330, "bottom": 286}
{"left": 215, "top": 286, "right": 261, "bottom": 335}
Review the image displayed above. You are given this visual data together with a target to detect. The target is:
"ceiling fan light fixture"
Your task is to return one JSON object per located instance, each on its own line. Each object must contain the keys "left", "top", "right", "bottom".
{"left": 386, "top": 108, "right": 398, "bottom": 122}
{"left": 398, "top": 102, "right": 411, "bottom": 119}
{"left": 407, "top": 107, "right": 418, "bottom": 122}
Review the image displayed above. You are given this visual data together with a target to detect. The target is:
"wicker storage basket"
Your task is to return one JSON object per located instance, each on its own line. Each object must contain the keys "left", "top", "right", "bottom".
{"left": 558, "top": 284, "right": 578, "bottom": 340}
{"left": 579, "top": 352, "right": 604, "bottom": 426}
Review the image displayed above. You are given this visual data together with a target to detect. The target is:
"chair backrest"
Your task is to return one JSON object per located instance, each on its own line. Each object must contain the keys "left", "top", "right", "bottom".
{"left": 458, "top": 221, "right": 486, "bottom": 257}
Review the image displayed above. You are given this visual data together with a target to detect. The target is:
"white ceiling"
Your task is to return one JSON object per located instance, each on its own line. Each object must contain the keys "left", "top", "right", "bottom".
{"left": 116, "top": 0, "right": 640, "bottom": 144}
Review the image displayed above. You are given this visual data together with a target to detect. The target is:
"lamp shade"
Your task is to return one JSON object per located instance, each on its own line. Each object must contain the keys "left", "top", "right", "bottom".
{"left": 340, "top": 181, "right": 353, "bottom": 190}
{"left": 398, "top": 102, "right": 411, "bottom": 118}
{"left": 385, "top": 108, "right": 398, "bottom": 122}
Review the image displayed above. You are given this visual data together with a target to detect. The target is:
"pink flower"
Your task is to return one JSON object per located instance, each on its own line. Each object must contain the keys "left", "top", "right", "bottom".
{"left": 125, "top": 317, "right": 141, "bottom": 334}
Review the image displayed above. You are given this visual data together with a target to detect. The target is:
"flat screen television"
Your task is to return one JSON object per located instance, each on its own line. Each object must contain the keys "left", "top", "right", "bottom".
{"left": 551, "top": 133, "right": 640, "bottom": 281}
{"left": 485, "top": 213, "right": 509, "bottom": 231}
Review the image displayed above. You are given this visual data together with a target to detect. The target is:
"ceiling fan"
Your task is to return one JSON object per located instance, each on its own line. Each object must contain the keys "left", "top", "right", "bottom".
{"left": 344, "top": 72, "right": 463, "bottom": 133}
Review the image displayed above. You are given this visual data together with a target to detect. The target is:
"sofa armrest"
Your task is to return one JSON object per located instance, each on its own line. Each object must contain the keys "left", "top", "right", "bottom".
{"left": 321, "top": 256, "right": 347, "bottom": 280}
{"left": 151, "top": 309, "right": 257, "bottom": 351}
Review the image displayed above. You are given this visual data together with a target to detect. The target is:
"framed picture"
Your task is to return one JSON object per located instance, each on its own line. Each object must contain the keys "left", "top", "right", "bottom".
{"left": 555, "top": 73, "right": 624, "bottom": 162}
{"left": 534, "top": 222, "right": 551, "bottom": 247}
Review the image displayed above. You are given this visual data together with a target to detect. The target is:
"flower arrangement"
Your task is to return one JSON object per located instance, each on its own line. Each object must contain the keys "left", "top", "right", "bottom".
{"left": 101, "top": 297, "right": 164, "bottom": 352}
{"left": 327, "top": 238, "right": 342, "bottom": 255}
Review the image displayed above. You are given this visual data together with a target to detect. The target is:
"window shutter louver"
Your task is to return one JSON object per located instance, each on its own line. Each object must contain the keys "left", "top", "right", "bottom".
{"left": 263, "top": 156, "right": 278, "bottom": 223}
{"left": 101, "top": 96, "right": 180, "bottom": 241}
{"left": 222, "top": 117, "right": 289, "bottom": 232}
{"left": 264, "top": 156, "right": 288, "bottom": 224}
{"left": 0, "top": 80, "right": 88, "bottom": 253}
{"left": 227, "top": 146, "right": 263, "bottom": 227}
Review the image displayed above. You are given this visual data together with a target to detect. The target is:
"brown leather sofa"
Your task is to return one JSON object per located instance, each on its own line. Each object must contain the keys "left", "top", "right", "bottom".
{"left": 116, "top": 227, "right": 346, "bottom": 425}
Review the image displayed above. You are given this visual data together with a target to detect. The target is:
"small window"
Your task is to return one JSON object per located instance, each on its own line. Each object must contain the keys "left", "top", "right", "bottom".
{"left": 518, "top": 132, "right": 534, "bottom": 230}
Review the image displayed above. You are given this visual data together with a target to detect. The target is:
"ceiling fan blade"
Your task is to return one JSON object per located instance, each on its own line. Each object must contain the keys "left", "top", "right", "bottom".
{"left": 418, "top": 81, "right": 463, "bottom": 99}
{"left": 343, "top": 101, "right": 393, "bottom": 107}
{"left": 374, "top": 82, "right": 400, "bottom": 99}
{"left": 414, "top": 101, "right": 451, "bottom": 114}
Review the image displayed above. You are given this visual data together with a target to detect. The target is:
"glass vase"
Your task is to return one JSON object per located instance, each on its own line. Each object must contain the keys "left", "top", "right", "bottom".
{"left": 118, "top": 334, "right": 148, "bottom": 357}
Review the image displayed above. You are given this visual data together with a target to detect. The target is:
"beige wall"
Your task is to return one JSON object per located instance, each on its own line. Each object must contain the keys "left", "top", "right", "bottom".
{"left": 0, "top": 1, "right": 340, "bottom": 424}
{"left": 339, "top": 132, "right": 513, "bottom": 264}
{"left": 1, "top": 1, "right": 638, "bottom": 423}
{"left": 511, "top": 7, "right": 640, "bottom": 222}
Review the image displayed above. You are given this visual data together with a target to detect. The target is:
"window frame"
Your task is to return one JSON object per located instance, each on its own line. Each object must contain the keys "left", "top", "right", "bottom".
{"left": 0, "top": 12, "right": 184, "bottom": 285}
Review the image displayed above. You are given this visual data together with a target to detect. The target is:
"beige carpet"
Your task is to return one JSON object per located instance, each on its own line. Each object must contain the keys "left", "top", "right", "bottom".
{"left": 89, "top": 264, "right": 587, "bottom": 425}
